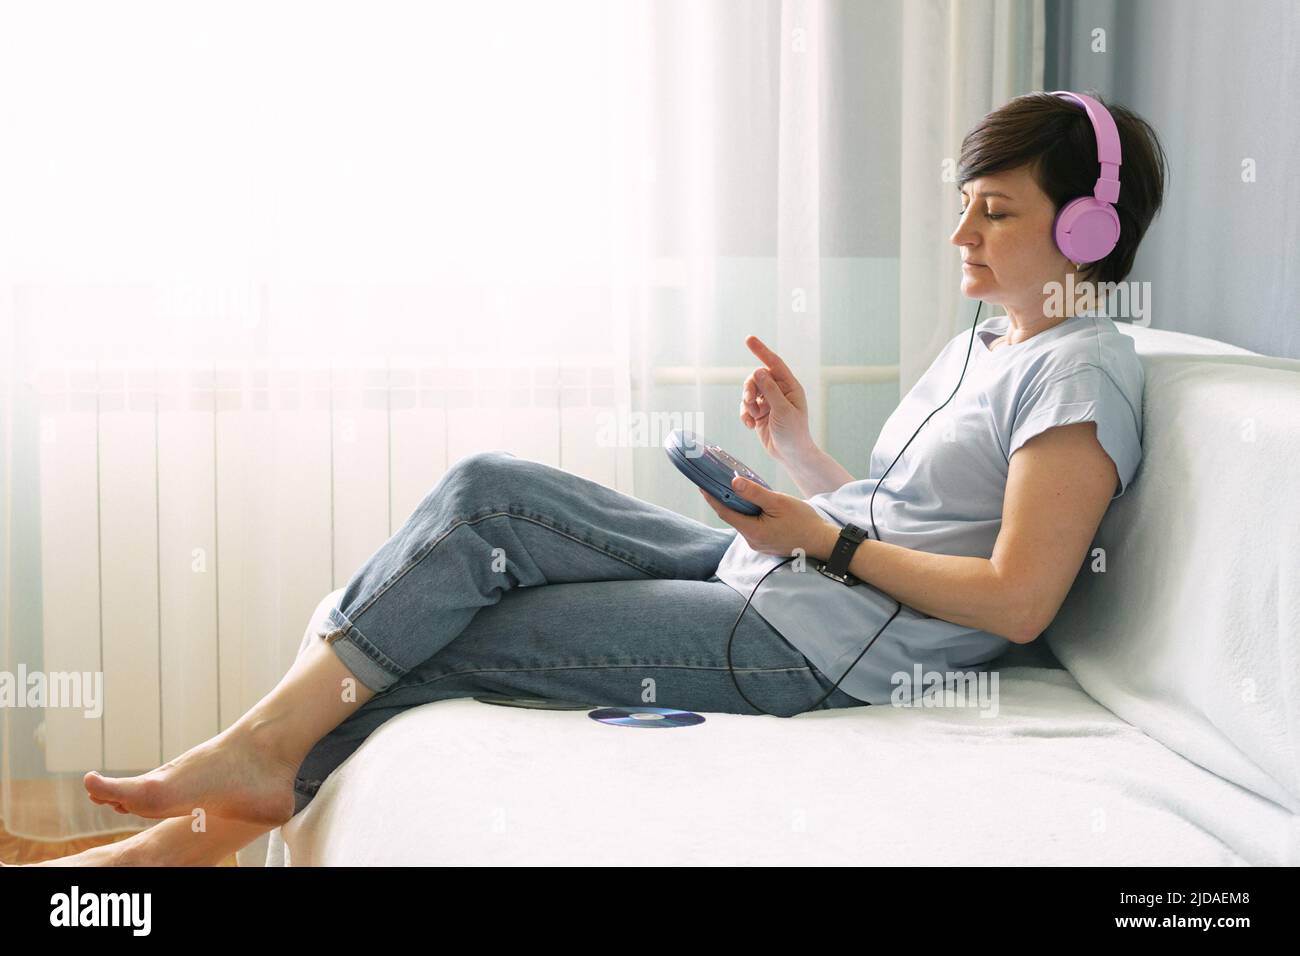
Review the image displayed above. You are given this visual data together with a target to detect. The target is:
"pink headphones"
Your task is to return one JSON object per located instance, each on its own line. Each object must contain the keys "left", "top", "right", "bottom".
{"left": 1050, "top": 90, "right": 1123, "bottom": 265}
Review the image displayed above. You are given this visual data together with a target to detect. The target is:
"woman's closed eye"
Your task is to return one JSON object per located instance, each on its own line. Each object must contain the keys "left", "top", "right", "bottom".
{"left": 958, "top": 206, "right": 1006, "bottom": 220}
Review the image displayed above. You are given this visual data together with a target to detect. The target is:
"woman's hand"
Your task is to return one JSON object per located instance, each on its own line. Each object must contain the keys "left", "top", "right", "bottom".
{"left": 698, "top": 476, "right": 839, "bottom": 561}
{"left": 739, "top": 335, "right": 814, "bottom": 464}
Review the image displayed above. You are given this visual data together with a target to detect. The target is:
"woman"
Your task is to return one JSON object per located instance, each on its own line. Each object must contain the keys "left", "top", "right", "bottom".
{"left": 13, "top": 90, "right": 1166, "bottom": 866}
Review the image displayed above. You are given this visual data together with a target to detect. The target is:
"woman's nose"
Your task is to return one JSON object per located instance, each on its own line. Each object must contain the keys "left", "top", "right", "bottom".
{"left": 950, "top": 213, "right": 979, "bottom": 248}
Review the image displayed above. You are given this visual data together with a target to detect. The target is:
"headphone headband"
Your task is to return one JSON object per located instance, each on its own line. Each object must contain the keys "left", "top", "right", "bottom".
{"left": 1050, "top": 90, "right": 1122, "bottom": 204}
{"left": 1048, "top": 90, "right": 1123, "bottom": 264}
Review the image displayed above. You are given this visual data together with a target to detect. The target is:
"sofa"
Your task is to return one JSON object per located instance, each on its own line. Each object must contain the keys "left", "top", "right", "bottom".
{"left": 242, "top": 322, "right": 1299, "bottom": 866}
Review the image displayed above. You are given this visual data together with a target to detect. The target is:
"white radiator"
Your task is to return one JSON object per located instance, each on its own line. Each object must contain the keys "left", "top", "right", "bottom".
{"left": 32, "top": 356, "right": 632, "bottom": 773}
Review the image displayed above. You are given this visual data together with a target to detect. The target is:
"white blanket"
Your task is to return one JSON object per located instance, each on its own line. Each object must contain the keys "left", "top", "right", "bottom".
{"left": 1046, "top": 353, "right": 1300, "bottom": 816}
{"left": 261, "top": 643, "right": 1297, "bottom": 865}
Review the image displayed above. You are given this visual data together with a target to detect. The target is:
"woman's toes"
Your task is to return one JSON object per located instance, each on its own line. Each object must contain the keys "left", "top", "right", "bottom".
{"left": 85, "top": 789, "right": 129, "bottom": 815}
{"left": 84, "top": 769, "right": 139, "bottom": 808}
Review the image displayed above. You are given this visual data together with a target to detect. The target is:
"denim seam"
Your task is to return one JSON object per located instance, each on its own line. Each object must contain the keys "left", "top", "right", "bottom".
{"left": 328, "top": 506, "right": 673, "bottom": 653}
{"left": 379, "top": 661, "right": 820, "bottom": 697}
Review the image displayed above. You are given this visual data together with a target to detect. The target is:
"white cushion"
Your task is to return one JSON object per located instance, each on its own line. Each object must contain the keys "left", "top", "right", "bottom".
{"left": 1114, "top": 320, "right": 1260, "bottom": 357}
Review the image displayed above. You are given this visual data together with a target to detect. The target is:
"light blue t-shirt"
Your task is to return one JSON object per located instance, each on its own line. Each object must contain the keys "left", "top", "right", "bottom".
{"left": 712, "top": 311, "right": 1145, "bottom": 704}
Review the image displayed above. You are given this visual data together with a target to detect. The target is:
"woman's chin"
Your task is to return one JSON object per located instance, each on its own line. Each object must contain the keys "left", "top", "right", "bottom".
{"left": 960, "top": 276, "right": 994, "bottom": 298}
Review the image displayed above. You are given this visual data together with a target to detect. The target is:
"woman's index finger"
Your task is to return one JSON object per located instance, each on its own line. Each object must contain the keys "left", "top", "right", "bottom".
{"left": 745, "top": 334, "right": 795, "bottom": 379}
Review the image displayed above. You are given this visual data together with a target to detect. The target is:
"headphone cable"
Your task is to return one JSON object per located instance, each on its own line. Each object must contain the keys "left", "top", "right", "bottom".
{"left": 726, "top": 300, "right": 985, "bottom": 717}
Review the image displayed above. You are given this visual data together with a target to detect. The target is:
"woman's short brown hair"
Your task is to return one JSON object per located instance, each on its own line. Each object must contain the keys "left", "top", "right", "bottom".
{"left": 957, "top": 91, "right": 1168, "bottom": 285}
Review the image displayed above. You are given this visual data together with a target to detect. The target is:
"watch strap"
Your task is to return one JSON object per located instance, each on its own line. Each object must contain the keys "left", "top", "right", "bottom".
{"left": 819, "top": 523, "right": 867, "bottom": 585}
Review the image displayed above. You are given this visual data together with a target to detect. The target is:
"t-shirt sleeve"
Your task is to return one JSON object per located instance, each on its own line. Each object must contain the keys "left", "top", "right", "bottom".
{"left": 1007, "top": 362, "right": 1143, "bottom": 499}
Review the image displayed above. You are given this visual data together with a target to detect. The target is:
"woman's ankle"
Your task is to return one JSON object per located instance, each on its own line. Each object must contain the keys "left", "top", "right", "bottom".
{"left": 228, "top": 712, "right": 312, "bottom": 771}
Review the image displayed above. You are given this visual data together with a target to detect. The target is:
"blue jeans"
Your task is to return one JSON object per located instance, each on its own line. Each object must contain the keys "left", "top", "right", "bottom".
{"left": 292, "top": 450, "right": 867, "bottom": 812}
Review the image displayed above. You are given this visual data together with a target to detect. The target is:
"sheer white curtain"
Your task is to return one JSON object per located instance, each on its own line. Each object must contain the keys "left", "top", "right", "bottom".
{"left": 899, "top": 0, "right": 1046, "bottom": 392}
{"left": 0, "top": 0, "right": 1041, "bottom": 843}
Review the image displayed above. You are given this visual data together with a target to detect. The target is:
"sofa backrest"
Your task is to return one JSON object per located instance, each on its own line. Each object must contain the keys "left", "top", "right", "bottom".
{"left": 1045, "top": 323, "right": 1300, "bottom": 813}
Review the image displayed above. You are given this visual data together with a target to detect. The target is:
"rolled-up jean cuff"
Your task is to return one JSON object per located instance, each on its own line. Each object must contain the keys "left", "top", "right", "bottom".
{"left": 292, "top": 780, "right": 320, "bottom": 816}
{"left": 318, "top": 607, "right": 406, "bottom": 693}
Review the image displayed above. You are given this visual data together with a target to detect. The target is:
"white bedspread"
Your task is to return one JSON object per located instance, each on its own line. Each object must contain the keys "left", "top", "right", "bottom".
{"left": 260, "top": 640, "right": 1297, "bottom": 866}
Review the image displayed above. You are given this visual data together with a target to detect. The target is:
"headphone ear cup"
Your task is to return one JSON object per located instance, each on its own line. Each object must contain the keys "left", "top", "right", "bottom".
{"left": 1054, "top": 196, "right": 1121, "bottom": 265}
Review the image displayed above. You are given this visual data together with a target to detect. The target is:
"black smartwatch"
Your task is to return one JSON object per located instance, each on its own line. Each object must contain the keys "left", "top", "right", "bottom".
{"left": 817, "top": 522, "right": 868, "bottom": 585}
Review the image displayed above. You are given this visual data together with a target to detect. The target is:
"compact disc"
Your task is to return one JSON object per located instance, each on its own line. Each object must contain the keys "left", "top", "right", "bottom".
{"left": 588, "top": 706, "right": 706, "bottom": 728}
{"left": 474, "top": 696, "right": 596, "bottom": 711}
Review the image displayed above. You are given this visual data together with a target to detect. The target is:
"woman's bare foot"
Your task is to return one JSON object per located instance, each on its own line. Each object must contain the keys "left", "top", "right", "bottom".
{"left": 79, "top": 609, "right": 373, "bottom": 828}
{"left": 16, "top": 840, "right": 136, "bottom": 867}
{"left": 3, "top": 814, "right": 274, "bottom": 867}
{"left": 1, "top": 830, "right": 148, "bottom": 867}
{"left": 83, "top": 724, "right": 299, "bottom": 826}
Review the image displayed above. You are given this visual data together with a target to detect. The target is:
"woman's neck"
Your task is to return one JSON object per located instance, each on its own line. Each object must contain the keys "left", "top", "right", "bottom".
{"left": 999, "top": 269, "right": 1090, "bottom": 345}
{"left": 998, "top": 309, "right": 1074, "bottom": 346}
